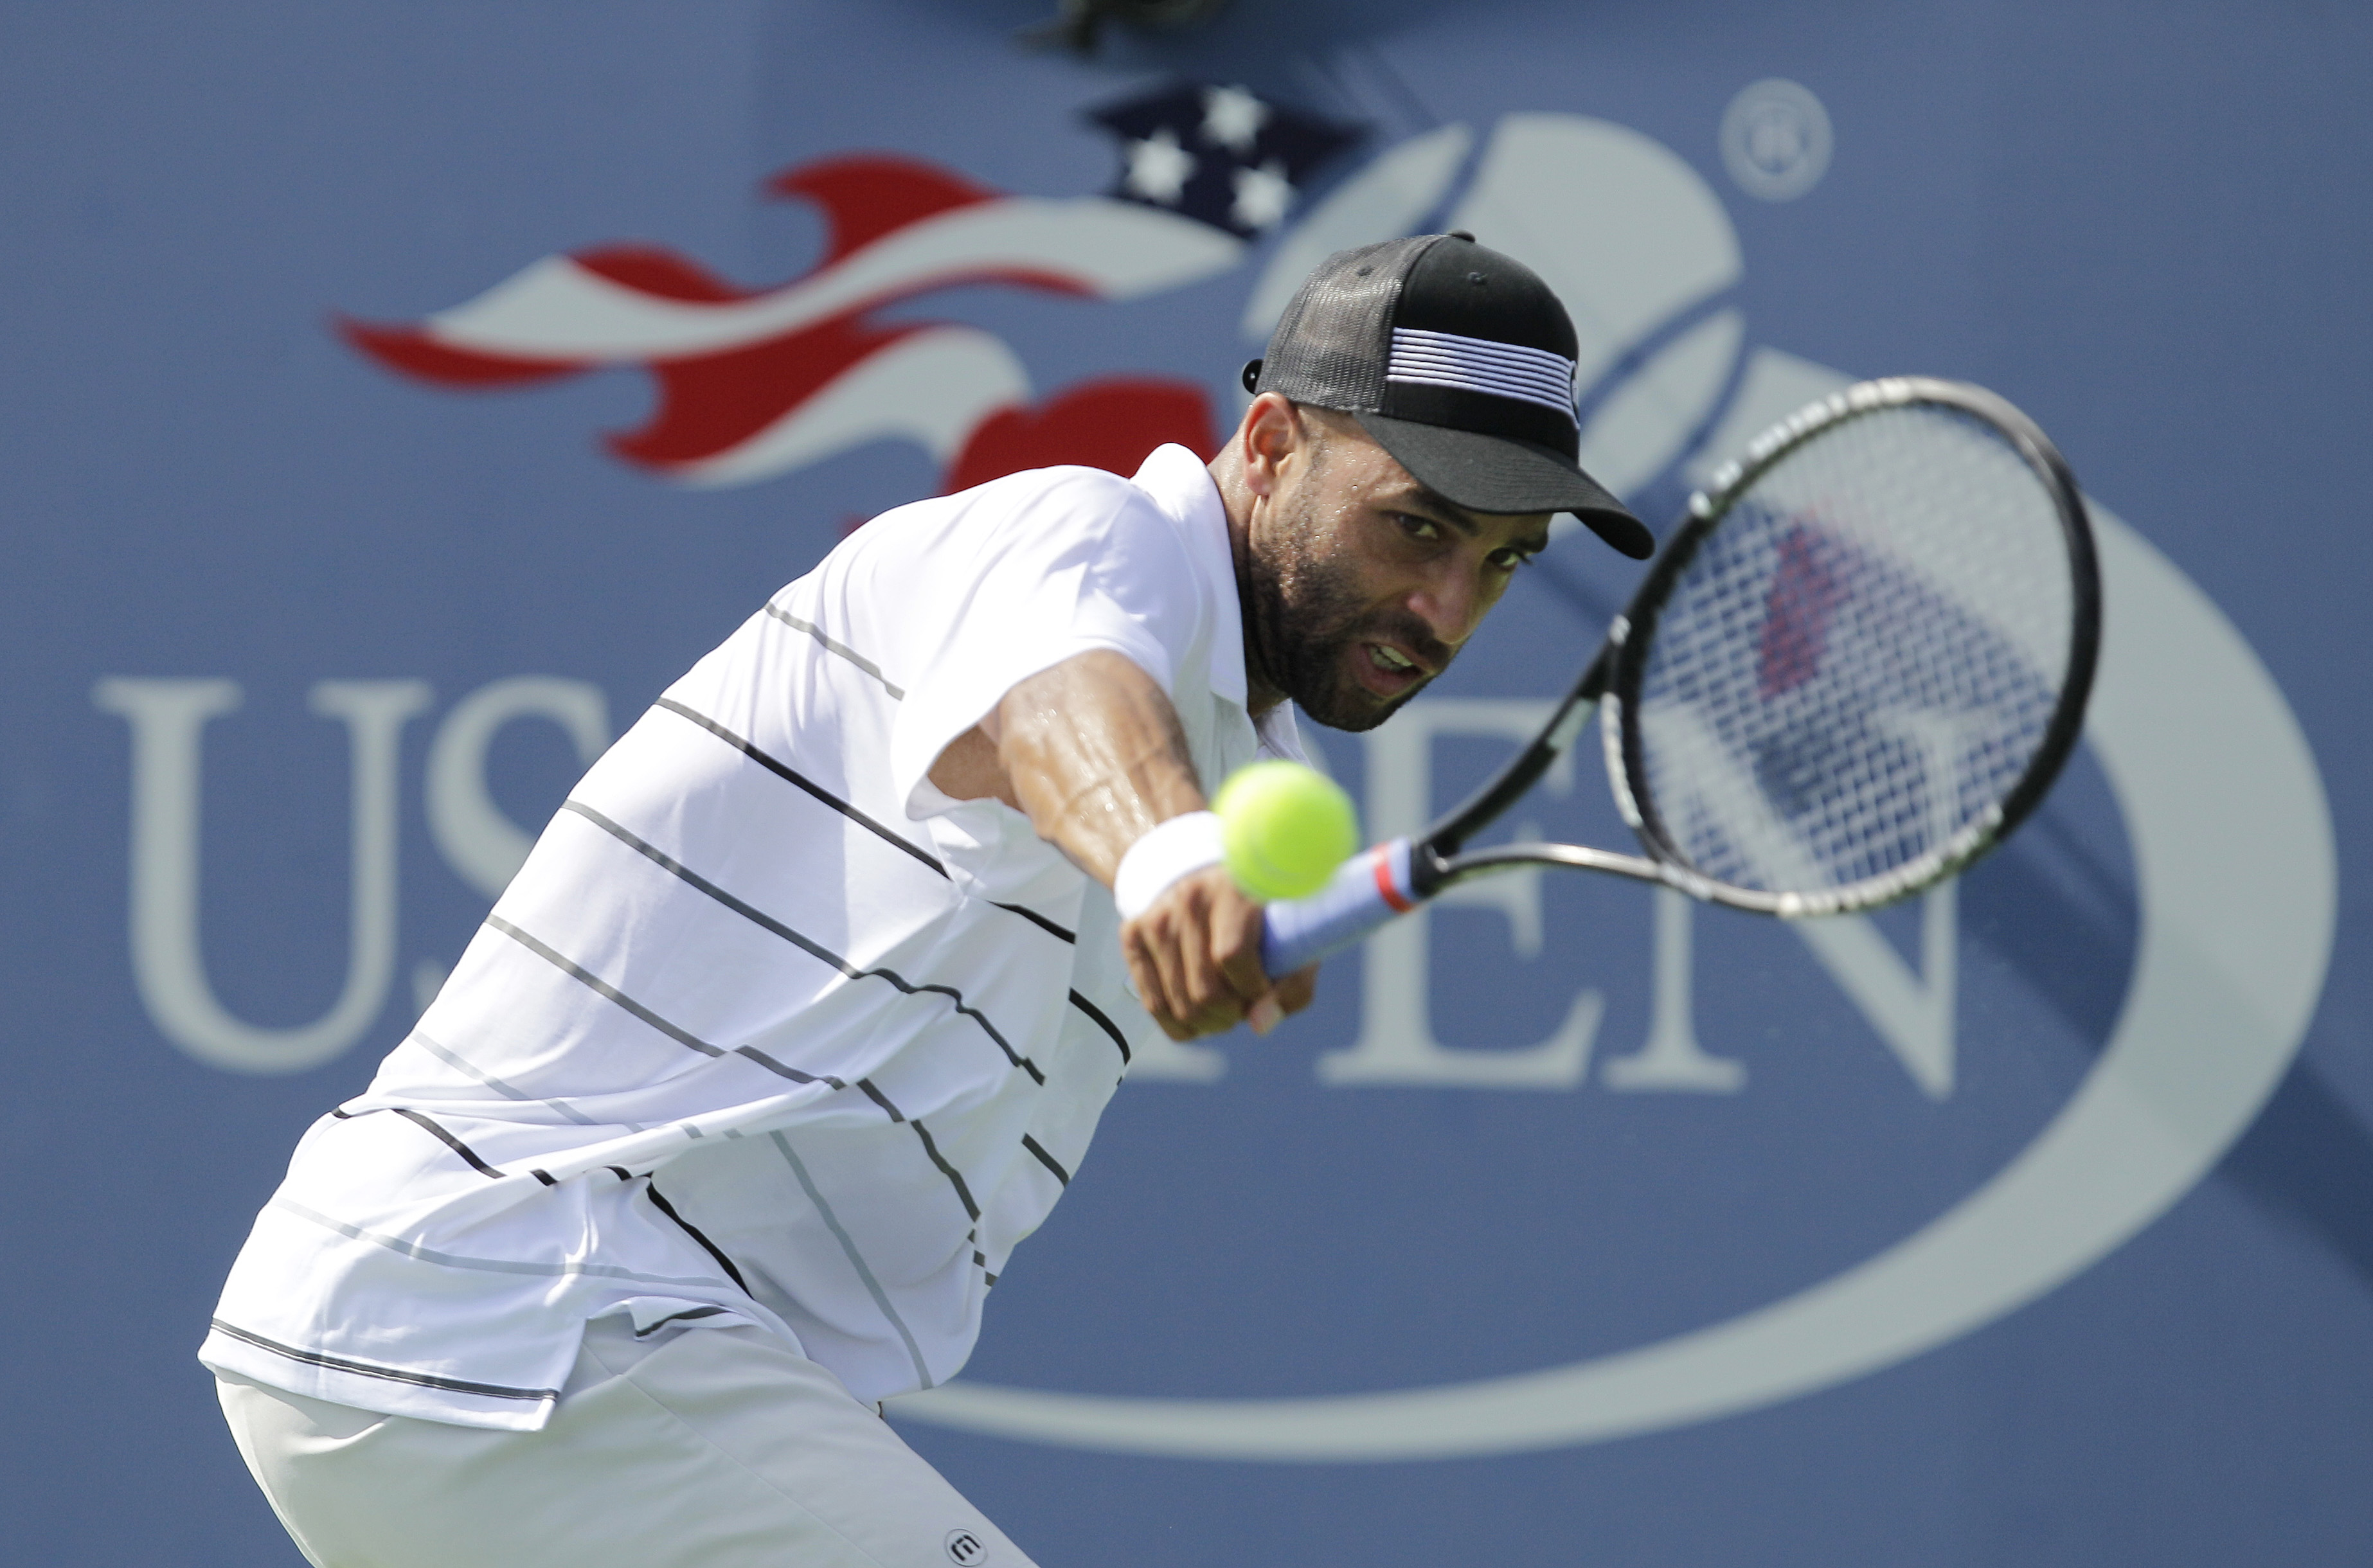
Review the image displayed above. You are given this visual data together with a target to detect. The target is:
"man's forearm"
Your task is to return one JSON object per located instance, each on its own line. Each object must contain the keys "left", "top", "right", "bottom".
{"left": 926, "top": 648, "right": 1310, "bottom": 1040}
{"left": 991, "top": 650, "right": 1208, "bottom": 886}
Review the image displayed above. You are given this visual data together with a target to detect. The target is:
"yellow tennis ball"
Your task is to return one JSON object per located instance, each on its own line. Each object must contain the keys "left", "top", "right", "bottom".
{"left": 1213, "top": 760, "right": 1359, "bottom": 902}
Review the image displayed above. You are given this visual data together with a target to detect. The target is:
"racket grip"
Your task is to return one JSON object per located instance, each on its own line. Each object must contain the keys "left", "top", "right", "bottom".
{"left": 1260, "top": 838, "right": 1421, "bottom": 976}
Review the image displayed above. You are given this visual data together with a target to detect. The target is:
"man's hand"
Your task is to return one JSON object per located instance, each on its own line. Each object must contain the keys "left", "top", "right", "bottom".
{"left": 1120, "top": 862, "right": 1318, "bottom": 1040}
{"left": 929, "top": 648, "right": 1321, "bottom": 1039}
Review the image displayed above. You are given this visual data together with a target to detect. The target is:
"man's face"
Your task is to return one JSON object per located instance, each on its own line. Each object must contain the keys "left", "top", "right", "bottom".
{"left": 1243, "top": 410, "right": 1552, "bottom": 731}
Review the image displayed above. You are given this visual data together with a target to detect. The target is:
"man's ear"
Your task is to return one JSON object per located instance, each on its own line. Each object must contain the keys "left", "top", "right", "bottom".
{"left": 1238, "top": 393, "right": 1302, "bottom": 500}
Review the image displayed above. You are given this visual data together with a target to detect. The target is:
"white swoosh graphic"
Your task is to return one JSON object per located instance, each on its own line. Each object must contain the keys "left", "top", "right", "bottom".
{"left": 666, "top": 326, "right": 1028, "bottom": 488}
{"left": 426, "top": 199, "right": 1244, "bottom": 362}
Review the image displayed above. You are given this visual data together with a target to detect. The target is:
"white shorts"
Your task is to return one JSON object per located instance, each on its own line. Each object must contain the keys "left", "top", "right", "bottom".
{"left": 215, "top": 1315, "right": 1035, "bottom": 1568}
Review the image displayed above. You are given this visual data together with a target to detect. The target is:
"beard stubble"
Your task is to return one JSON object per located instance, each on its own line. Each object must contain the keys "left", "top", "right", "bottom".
{"left": 1244, "top": 476, "right": 1456, "bottom": 733}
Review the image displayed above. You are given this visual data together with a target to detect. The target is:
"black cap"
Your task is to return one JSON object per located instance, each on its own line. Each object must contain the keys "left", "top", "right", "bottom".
{"left": 1244, "top": 233, "right": 1654, "bottom": 560}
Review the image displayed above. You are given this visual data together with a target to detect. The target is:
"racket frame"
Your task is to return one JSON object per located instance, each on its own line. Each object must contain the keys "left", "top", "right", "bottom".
{"left": 1414, "top": 376, "right": 2100, "bottom": 917}
{"left": 1260, "top": 377, "right": 2101, "bottom": 977}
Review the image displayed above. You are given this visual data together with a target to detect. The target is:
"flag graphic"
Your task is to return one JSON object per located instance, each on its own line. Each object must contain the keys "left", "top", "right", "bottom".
{"left": 341, "top": 153, "right": 1248, "bottom": 490}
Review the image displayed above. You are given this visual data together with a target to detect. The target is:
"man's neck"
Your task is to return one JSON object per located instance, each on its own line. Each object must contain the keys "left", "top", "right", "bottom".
{"left": 1208, "top": 450, "right": 1288, "bottom": 717}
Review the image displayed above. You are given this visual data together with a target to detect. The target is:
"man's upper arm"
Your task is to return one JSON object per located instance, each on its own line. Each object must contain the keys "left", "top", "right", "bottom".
{"left": 886, "top": 472, "right": 1206, "bottom": 821}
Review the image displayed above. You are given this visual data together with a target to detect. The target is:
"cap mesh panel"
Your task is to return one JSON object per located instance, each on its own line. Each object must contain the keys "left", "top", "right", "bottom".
{"left": 1257, "top": 236, "right": 1438, "bottom": 414}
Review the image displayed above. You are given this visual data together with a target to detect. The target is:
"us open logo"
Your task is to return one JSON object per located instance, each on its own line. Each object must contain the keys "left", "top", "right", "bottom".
{"left": 93, "top": 104, "right": 2336, "bottom": 1458}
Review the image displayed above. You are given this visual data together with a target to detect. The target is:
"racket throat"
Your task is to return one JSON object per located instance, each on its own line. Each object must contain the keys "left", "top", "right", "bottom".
{"left": 1407, "top": 840, "right": 1457, "bottom": 900}
{"left": 1422, "top": 685, "right": 1606, "bottom": 864}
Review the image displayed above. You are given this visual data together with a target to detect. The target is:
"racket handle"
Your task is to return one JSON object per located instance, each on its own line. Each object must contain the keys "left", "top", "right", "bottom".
{"left": 1260, "top": 838, "right": 1421, "bottom": 976}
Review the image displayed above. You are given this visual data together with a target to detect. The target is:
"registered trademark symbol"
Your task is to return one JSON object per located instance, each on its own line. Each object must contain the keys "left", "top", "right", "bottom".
{"left": 1721, "top": 78, "right": 1832, "bottom": 201}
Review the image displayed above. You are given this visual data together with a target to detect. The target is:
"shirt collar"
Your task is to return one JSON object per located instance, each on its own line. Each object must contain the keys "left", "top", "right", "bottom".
{"left": 1129, "top": 443, "right": 1248, "bottom": 708}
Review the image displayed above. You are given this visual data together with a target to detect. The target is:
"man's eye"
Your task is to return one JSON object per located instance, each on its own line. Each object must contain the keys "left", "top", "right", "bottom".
{"left": 1491, "top": 548, "right": 1537, "bottom": 571}
{"left": 1394, "top": 513, "right": 1440, "bottom": 542}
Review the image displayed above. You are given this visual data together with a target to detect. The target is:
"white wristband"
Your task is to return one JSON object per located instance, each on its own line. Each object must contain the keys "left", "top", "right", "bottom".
{"left": 1113, "top": 810, "right": 1226, "bottom": 920}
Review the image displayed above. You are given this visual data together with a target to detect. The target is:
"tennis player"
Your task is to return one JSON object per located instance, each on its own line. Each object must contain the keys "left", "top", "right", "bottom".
{"left": 203, "top": 234, "right": 1651, "bottom": 1567}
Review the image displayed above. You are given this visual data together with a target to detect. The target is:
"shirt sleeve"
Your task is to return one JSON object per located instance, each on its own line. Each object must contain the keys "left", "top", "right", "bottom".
{"left": 882, "top": 468, "right": 1210, "bottom": 820}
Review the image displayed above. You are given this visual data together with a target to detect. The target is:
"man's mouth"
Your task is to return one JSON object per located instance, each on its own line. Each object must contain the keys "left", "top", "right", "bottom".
{"left": 1355, "top": 639, "right": 1428, "bottom": 695}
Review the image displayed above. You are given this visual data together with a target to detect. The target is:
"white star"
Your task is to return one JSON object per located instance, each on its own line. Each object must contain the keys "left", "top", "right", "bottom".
{"left": 1201, "top": 84, "right": 1269, "bottom": 154}
{"left": 1124, "top": 126, "right": 1197, "bottom": 205}
{"left": 1230, "top": 159, "right": 1294, "bottom": 231}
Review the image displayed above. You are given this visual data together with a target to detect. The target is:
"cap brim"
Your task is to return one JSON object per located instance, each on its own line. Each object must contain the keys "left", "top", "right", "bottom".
{"left": 1356, "top": 413, "right": 1656, "bottom": 560}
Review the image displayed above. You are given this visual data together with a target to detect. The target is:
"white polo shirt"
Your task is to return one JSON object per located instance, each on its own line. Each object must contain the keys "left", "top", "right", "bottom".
{"left": 200, "top": 445, "right": 1303, "bottom": 1430}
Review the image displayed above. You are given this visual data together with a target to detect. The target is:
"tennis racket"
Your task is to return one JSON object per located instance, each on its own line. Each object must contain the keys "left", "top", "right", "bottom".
{"left": 1261, "top": 375, "right": 2102, "bottom": 976}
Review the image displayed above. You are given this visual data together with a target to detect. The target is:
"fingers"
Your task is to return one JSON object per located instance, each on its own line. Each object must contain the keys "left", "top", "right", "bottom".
{"left": 1122, "top": 868, "right": 1318, "bottom": 1040}
{"left": 1246, "top": 967, "right": 1314, "bottom": 1037}
{"left": 1173, "top": 888, "right": 1235, "bottom": 1035}
{"left": 1206, "top": 868, "right": 1273, "bottom": 1010}
{"left": 1119, "top": 925, "right": 1192, "bottom": 1041}
{"left": 1120, "top": 884, "right": 1207, "bottom": 1037}
{"left": 1125, "top": 906, "right": 1224, "bottom": 1038}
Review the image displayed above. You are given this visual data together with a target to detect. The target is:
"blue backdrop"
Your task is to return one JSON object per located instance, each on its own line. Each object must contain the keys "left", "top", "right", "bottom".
{"left": 5, "top": 3, "right": 2369, "bottom": 1564}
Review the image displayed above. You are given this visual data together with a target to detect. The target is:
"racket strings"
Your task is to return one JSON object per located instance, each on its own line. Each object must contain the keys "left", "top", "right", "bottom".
{"left": 1632, "top": 404, "right": 2073, "bottom": 895}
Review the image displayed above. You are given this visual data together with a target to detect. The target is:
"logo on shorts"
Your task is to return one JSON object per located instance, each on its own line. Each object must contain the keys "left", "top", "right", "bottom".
{"left": 945, "top": 1527, "right": 990, "bottom": 1564}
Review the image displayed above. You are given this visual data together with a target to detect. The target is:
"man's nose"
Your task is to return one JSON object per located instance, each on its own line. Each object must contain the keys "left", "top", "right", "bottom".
{"left": 1405, "top": 564, "right": 1482, "bottom": 646}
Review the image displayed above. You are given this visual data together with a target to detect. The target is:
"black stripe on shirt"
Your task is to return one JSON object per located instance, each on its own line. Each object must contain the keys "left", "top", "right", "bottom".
{"left": 738, "top": 1045, "right": 846, "bottom": 1090}
{"left": 843, "top": 1078, "right": 985, "bottom": 1227}
{"left": 487, "top": 916, "right": 838, "bottom": 1092}
{"left": 488, "top": 916, "right": 726, "bottom": 1059}
{"left": 642, "top": 1180, "right": 753, "bottom": 1297}
{"left": 208, "top": 1319, "right": 559, "bottom": 1403}
{"left": 1021, "top": 1133, "right": 1071, "bottom": 1186}
{"left": 390, "top": 1108, "right": 506, "bottom": 1182}
{"left": 633, "top": 1305, "right": 732, "bottom": 1338}
{"left": 654, "top": 698, "right": 943, "bottom": 880}
{"left": 764, "top": 603, "right": 906, "bottom": 698}
{"left": 653, "top": 697, "right": 1077, "bottom": 943}
{"left": 993, "top": 902, "right": 1076, "bottom": 943}
{"left": 1066, "top": 989, "right": 1133, "bottom": 1065}
{"left": 337, "top": 1102, "right": 561, "bottom": 1188}
{"left": 907, "top": 1118, "right": 981, "bottom": 1220}
{"left": 560, "top": 801, "right": 1047, "bottom": 1087}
